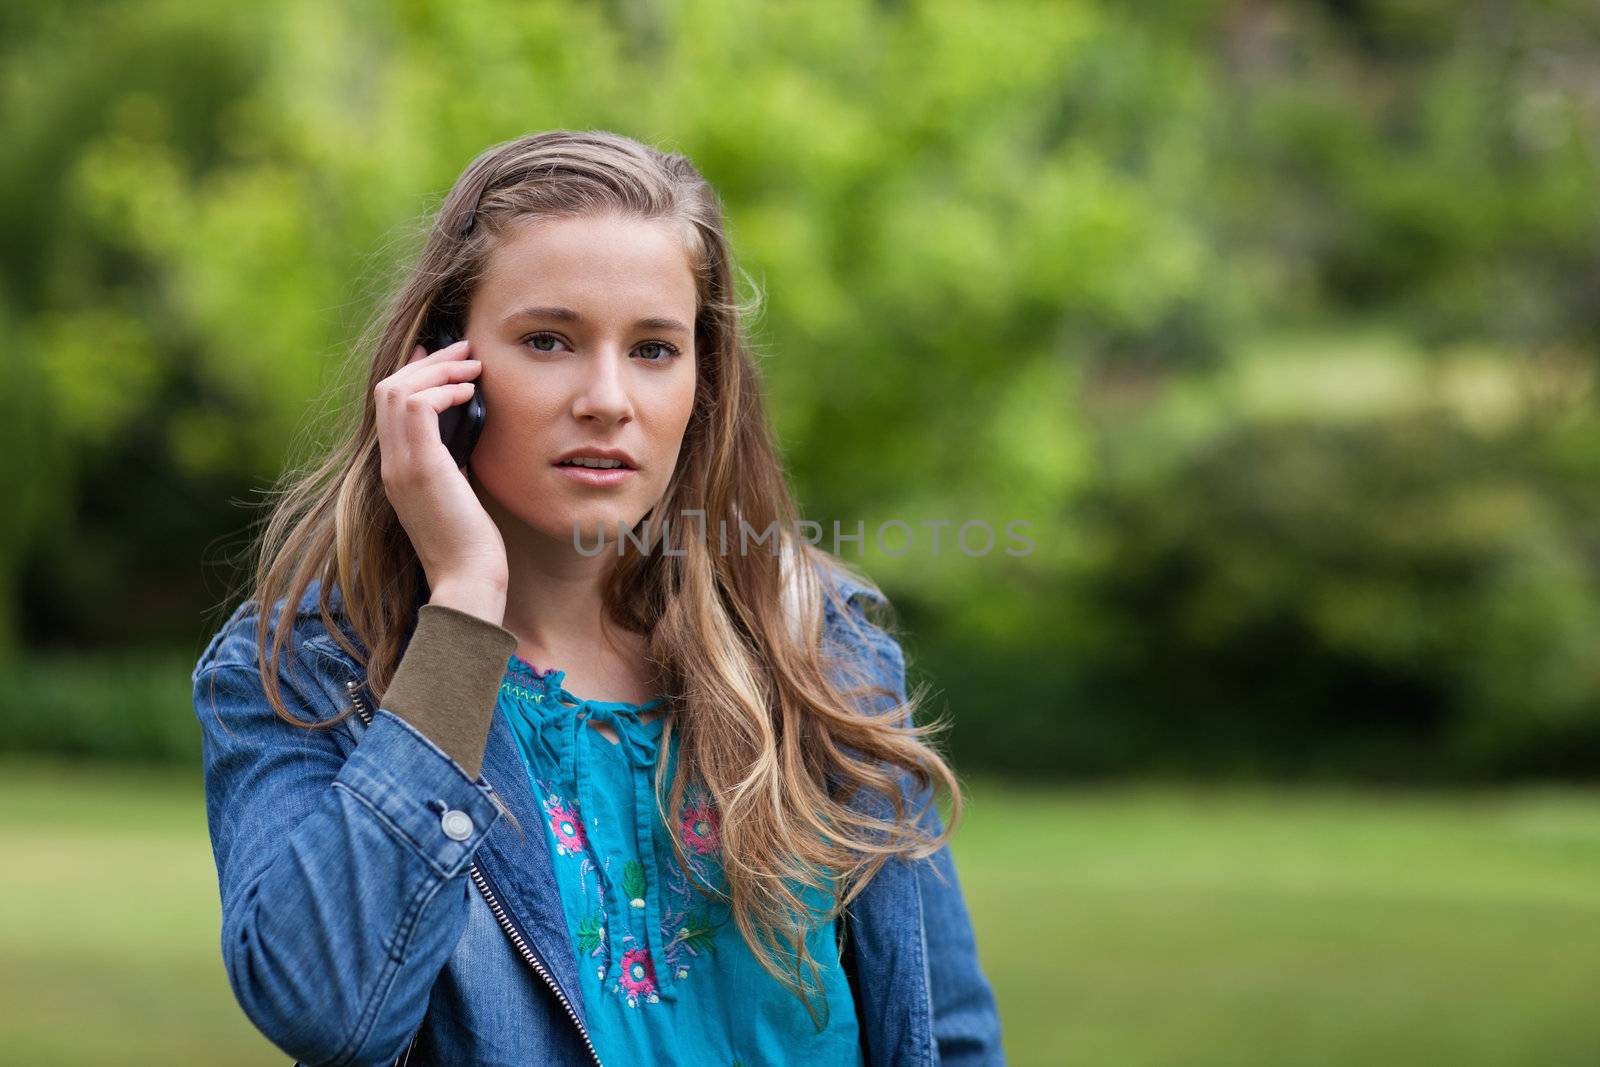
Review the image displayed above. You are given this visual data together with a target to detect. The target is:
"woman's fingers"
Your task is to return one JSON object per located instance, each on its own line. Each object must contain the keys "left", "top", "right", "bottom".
{"left": 408, "top": 338, "right": 470, "bottom": 365}
{"left": 374, "top": 336, "right": 508, "bottom": 593}
{"left": 374, "top": 341, "right": 476, "bottom": 476}
{"left": 395, "top": 357, "right": 481, "bottom": 390}
{"left": 400, "top": 338, "right": 473, "bottom": 382}
{"left": 378, "top": 354, "right": 480, "bottom": 455}
{"left": 401, "top": 382, "right": 478, "bottom": 458}
{"left": 409, "top": 380, "right": 478, "bottom": 411}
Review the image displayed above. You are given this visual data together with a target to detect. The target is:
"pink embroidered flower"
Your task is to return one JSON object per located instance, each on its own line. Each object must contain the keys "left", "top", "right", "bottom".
{"left": 544, "top": 798, "right": 587, "bottom": 855}
{"left": 681, "top": 797, "right": 721, "bottom": 854}
{"left": 618, "top": 947, "right": 658, "bottom": 1003}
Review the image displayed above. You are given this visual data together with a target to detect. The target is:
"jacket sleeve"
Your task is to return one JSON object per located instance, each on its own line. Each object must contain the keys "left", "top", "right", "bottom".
{"left": 192, "top": 605, "right": 516, "bottom": 1067}
{"left": 866, "top": 607, "right": 1007, "bottom": 1065}
{"left": 915, "top": 803, "right": 1007, "bottom": 1065}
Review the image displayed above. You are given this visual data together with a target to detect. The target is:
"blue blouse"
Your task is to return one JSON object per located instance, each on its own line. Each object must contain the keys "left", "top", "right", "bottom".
{"left": 496, "top": 654, "right": 864, "bottom": 1067}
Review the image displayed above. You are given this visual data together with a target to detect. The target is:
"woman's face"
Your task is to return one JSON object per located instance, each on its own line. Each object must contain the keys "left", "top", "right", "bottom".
{"left": 463, "top": 212, "right": 699, "bottom": 551}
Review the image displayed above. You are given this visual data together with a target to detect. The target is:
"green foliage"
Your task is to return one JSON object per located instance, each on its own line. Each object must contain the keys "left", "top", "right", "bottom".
{"left": 3, "top": 2, "right": 1599, "bottom": 778}
{"left": 0, "top": 650, "right": 198, "bottom": 764}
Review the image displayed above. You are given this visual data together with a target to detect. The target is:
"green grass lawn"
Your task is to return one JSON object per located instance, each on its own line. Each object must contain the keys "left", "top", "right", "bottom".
{"left": 1, "top": 761, "right": 1596, "bottom": 1065}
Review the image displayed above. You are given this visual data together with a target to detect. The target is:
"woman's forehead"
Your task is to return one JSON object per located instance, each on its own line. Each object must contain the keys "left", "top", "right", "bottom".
{"left": 477, "top": 214, "right": 697, "bottom": 316}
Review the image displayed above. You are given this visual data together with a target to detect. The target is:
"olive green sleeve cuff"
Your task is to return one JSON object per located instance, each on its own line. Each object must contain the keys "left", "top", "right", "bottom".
{"left": 378, "top": 603, "right": 518, "bottom": 779}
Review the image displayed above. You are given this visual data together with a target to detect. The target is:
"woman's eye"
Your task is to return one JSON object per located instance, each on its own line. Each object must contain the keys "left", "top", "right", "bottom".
{"left": 637, "top": 341, "right": 678, "bottom": 361}
{"left": 521, "top": 333, "right": 678, "bottom": 360}
{"left": 525, "top": 333, "right": 566, "bottom": 353}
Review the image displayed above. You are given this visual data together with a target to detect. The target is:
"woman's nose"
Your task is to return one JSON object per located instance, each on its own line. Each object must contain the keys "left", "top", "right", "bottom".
{"left": 571, "top": 348, "right": 634, "bottom": 425}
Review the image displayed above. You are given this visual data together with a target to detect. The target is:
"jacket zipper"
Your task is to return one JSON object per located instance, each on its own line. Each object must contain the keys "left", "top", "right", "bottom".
{"left": 346, "top": 678, "right": 604, "bottom": 1067}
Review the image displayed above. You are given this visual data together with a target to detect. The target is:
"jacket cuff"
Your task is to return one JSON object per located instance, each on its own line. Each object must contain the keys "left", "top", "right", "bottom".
{"left": 333, "top": 708, "right": 503, "bottom": 877}
{"left": 379, "top": 603, "right": 519, "bottom": 778}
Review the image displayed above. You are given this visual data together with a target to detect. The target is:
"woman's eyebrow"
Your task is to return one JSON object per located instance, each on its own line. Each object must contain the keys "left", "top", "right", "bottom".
{"left": 501, "top": 304, "right": 691, "bottom": 334}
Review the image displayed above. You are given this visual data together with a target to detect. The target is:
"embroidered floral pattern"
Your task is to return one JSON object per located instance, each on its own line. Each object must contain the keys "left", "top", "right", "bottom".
{"left": 617, "top": 947, "right": 660, "bottom": 1006}
{"left": 681, "top": 795, "right": 721, "bottom": 855}
{"left": 577, "top": 913, "right": 607, "bottom": 957}
{"left": 662, "top": 914, "right": 721, "bottom": 980}
{"left": 570, "top": 853, "right": 614, "bottom": 981}
{"left": 508, "top": 672, "right": 732, "bottom": 1010}
{"left": 543, "top": 795, "right": 588, "bottom": 855}
{"left": 623, "top": 859, "right": 648, "bottom": 908}
{"left": 659, "top": 814, "right": 729, "bottom": 982}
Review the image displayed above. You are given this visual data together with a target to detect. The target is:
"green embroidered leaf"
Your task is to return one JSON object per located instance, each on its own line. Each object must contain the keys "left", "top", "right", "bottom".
{"left": 678, "top": 914, "right": 720, "bottom": 955}
{"left": 622, "top": 859, "right": 647, "bottom": 903}
{"left": 576, "top": 913, "right": 605, "bottom": 955}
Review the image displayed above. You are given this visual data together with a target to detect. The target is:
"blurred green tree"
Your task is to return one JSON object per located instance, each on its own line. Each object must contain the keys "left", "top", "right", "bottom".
{"left": 3, "top": 0, "right": 1598, "bottom": 779}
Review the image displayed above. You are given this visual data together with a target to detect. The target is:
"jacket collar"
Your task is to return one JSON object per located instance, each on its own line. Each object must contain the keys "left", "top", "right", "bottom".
{"left": 820, "top": 562, "right": 888, "bottom": 613}
{"left": 296, "top": 572, "right": 432, "bottom": 617}
{"left": 293, "top": 567, "right": 430, "bottom": 658}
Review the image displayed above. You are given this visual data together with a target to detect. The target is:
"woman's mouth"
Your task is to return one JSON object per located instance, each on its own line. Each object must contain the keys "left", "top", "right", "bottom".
{"left": 554, "top": 459, "right": 637, "bottom": 487}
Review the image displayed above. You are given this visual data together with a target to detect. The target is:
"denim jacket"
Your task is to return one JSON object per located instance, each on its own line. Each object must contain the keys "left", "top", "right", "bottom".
{"left": 191, "top": 569, "right": 1005, "bottom": 1066}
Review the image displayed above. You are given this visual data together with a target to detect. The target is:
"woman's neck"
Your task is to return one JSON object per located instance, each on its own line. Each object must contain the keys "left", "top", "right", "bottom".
{"left": 501, "top": 553, "right": 657, "bottom": 708}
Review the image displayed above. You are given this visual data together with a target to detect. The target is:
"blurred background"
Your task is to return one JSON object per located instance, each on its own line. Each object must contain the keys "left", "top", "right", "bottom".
{"left": 2, "top": 0, "right": 1598, "bottom": 1063}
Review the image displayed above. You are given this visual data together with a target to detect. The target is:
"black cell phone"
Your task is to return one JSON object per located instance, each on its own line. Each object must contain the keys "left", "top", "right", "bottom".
{"left": 421, "top": 315, "right": 485, "bottom": 469}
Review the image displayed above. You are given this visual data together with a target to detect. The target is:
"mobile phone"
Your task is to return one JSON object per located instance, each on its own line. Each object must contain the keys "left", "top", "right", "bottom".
{"left": 421, "top": 316, "right": 485, "bottom": 468}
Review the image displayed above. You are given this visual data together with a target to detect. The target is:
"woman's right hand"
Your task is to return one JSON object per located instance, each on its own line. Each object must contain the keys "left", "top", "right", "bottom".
{"left": 375, "top": 339, "right": 508, "bottom": 623}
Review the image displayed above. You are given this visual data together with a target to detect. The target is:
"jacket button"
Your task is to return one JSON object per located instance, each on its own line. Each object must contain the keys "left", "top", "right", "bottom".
{"left": 440, "top": 809, "right": 474, "bottom": 841}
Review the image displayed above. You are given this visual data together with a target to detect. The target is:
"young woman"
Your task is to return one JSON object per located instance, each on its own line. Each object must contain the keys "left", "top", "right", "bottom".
{"left": 193, "top": 130, "right": 1003, "bottom": 1066}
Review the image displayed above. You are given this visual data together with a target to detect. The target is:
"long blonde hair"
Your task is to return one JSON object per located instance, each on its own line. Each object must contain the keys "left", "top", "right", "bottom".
{"left": 244, "top": 129, "right": 960, "bottom": 1016}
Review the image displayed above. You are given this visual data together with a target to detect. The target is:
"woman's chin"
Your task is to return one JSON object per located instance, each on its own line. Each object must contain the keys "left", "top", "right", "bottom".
{"left": 545, "top": 504, "right": 652, "bottom": 546}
